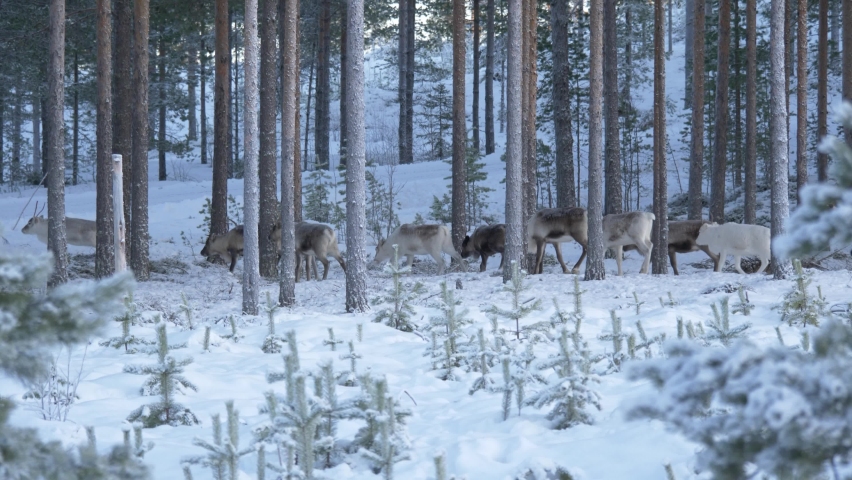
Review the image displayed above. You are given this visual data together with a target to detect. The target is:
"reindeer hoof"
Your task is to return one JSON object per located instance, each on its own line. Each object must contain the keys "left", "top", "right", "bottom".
{"left": 571, "top": 268, "right": 580, "bottom": 275}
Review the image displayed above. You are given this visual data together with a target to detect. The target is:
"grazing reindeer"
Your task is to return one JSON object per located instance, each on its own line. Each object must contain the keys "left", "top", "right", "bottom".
{"left": 371, "top": 224, "right": 465, "bottom": 275}
{"left": 21, "top": 202, "right": 97, "bottom": 248}
{"left": 602, "top": 211, "right": 655, "bottom": 276}
{"left": 461, "top": 224, "right": 506, "bottom": 272}
{"left": 201, "top": 225, "right": 244, "bottom": 272}
{"left": 696, "top": 222, "right": 770, "bottom": 274}
{"left": 526, "top": 207, "right": 588, "bottom": 275}
{"left": 269, "top": 222, "right": 346, "bottom": 281}
{"left": 626, "top": 219, "right": 720, "bottom": 275}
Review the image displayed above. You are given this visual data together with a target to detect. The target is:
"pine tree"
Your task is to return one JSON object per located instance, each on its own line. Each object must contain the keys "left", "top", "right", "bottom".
{"left": 705, "top": 298, "right": 752, "bottom": 347}
{"left": 184, "top": 401, "right": 253, "bottom": 480}
{"left": 46, "top": 0, "right": 68, "bottom": 286}
{"left": 99, "top": 294, "right": 155, "bottom": 353}
{"left": 351, "top": 376, "right": 411, "bottom": 477}
{"left": 485, "top": 261, "right": 542, "bottom": 340}
{"left": 372, "top": 245, "right": 426, "bottom": 332}
{"left": 130, "top": 0, "right": 150, "bottom": 280}
{"left": 777, "top": 259, "right": 828, "bottom": 327}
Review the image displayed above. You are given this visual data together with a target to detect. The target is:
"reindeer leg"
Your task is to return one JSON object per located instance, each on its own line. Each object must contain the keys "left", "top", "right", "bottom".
{"left": 480, "top": 255, "right": 487, "bottom": 273}
{"left": 335, "top": 254, "right": 347, "bottom": 273}
{"left": 734, "top": 256, "right": 745, "bottom": 275}
{"left": 433, "top": 251, "right": 446, "bottom": 275}
{"left": 571, "top": 242, "right": 587, "bottom": 274}
{"left": 640, "top": 241, "right": 653, "bottom": 274}
{"left": 535, "top": 240, "right": 545, "bottom": 274}
{"left": 228, "top": 248, "right": 238, "bottom": 273}
{"left": 668, "top": 247, "right": 679, "bottom": 276}
{"left": 553, "top": 242, "right": 569, "bottom": 274}
{"left": 715, "top": 250, "right": 726, "bottom": 272}
{"left": 700, "top": 245, "right": 720, "bottom": 272}
{"left": 319, "top": 256, "right": 330, "bottom": 280}
{"left": 498, "top": 253, "right": 505, "bottom": 270}
{"left": 615, "top": 246, "right": 624, "bottom": 276}
{"left": 295, "top": 254, "right": 302, "bottom": 282}
{"left": 756, "top": 256, "right": 768, "bottom": 274}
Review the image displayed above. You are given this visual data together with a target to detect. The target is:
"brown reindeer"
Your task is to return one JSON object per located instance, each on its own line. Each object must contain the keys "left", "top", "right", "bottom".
{"left": 269, "top": 222, "right": 346, "bottom": 281}
{"left": 201, "top": 225, "right": 244, "bottom": 272}
{"left": 21, "top": 202, "right": 97, "bottom": 248}
{"left": 461, "top": 224, "right": 506, "bottom": 272}
{"left": 371, "top": 224, "right": 465, "bottom": 275}
{"left": 526, "top": 207, "right": 588, "bottom": 274}
{"left": 625, "top": 219, "right": 720, "bottom": 274}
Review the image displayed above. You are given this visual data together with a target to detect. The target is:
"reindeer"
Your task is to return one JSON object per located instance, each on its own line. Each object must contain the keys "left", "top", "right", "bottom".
{"left": 461, "top": 224, "right": 506, "bottom": 272}
{"left": 268, "top": 222, "right": 346, "bottom": 281}
{"left": 21, "top": 202, "right": 97, "bottom": 248}
{"left": 527, "top": 207, "right": 588, "bottom": 275}
{"left": 201, "top": 225, "right": 244, "bottom": 272}
{"left": 371, "top": 224, "right": 465, "bottom": 275}
{"left": 626, "top": 219, "right": 720, "bottom": 275}
{"left": 696, "top": 222, "right": 770, "bottom": 274}
{"left": 602, "top": 211, "right": 656, "bottom": 275}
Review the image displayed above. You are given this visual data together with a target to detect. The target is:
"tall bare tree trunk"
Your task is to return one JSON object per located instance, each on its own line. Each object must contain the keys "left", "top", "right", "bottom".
{"left": 294, "top": 14, "right": 302, "bottom": 222}
{"left": 188, "top": 45, "right": 198, "bottom": 141}
{"left": 0, "top": 91, "right": 4, "bottom": 184}
{"left": 11, "top": 83, "right": 21, "bottom": 182}
{"left": 73, "top": 56, "right": 79, "bottom": 185}
{"left": 845, "top": 0, "right": 852, "bottom": 143}
{"left": 688, "top": 0, "right": 706, "bottom": 220}
{"left": 552, "top": 0, "right": 575, "bottom": 208}
{"left": 32, "top": 95, "right": 41, "bottom": 176}
{"left": 770, "top": 0, "right": 791, "bottom": 280}
{"left": 304, "top": 40, "right": 315, "bottom": 165}
{"left": 709, "top": 0, "right": 731, "bottom": 223}
{"left": 406, "top": 0, "right": 415, "bottom": 163}
{"left": 817, "top": 0, "right": 828, "bottom": 181}
{"left": 201, "top": 37, "right": 208, "bottom": 165}
{"left": 452, "top": 0, "right": 467, "bottom": 250}
{"left": 473, "top": 0, "right": 481, "bottom": 153}
{"left": 795, "top": 0, "right": 807, "bottom": 200}
{"left": 744, "top": 0, "right": 757, "bottom": 224}
{"left": 316, "top": 0, "right": 331, "bottom": 169}
{"left": 685, "top": 0, "right": 694, "bottom": 109}
{"left": 398, "top": 0, "right": 410, "bottom": 165}
{"left": 485, "top": 0, "right": 495, "bottom": 155}
{"left": 213, "top": 0, "right": 231, "bottom": 238}
{"left": 521, "top": 0, "right": 538, "bottom": 271}
{"left": 131, "top": 0, "right": 150, "bottom": 280}
{"left": 96, "top": 0, "right": 115, "bottom": 278}
{"left": 585, "top": 0, "right": 605, "bottom": 281}
{"left": 345, "top": 0, "right": 369, "bottom": 312}
{"left": 158, "top": 35, "right": 167, "bottom": 181}
{"left": 47, "top": 0, "right": 68, "bottom": 287}
{"left": 339, "top": 3, "right": 348, "bottom": 166}
{"left": 243, "top": 0, "right": 260, "bottom": 315}
{"left": 652, "top": 0, "right": 668, "bottom": 274}
{"left": 259, "top": 0, "right": 279, "bottom": 278}
{"left": 114, "top": 0, "right": 132, "bottom": 231}
{"left": 604, "top": 0, "right": 622, "bottom": 215}
{"left": 504, "top": 0, "right": 523, "bottom": 283}
{"left": 279, "top": 0, "right": 298, "bottom": 307}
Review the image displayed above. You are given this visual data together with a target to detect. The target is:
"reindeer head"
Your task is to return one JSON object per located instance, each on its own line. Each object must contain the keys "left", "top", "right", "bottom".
{"left": 21, "top": 202, "right": 47, "bottom": 234}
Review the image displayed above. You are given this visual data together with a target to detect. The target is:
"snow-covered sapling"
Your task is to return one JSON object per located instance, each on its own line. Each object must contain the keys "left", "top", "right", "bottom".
{"left": 629, "top": 292, "right": 645, "bottom": 315}
{"left": 467, "top": 329, "right": 499, "bottom": 395}
{"left": 372, "top": 244, "right": 426, "bottom": 332}
{"left": 179, "top": 292, "right": 194, "bottom": 329}
{"left": 428, "top": 281, "right": 470, "bottom": 373}
{"left": 664, "top": 463, "right": 676, "bottom": 480}
{"left": 222, "top": 315, "right": 245, "bottom": 344}
{"left": 436, "top": 339, "right": 463, "bottom": 381}
{"left": 705, "top": 298, "right": 751, "bottom": 347}
{"left": 485, "top": 261, "right": 542, "bottom": 340}
{"left": 677, "top": 316, "right": 684, "bottom": 339}
{"left": 630, "top": 320, "right": 661, "bottom": 359}
{"left": 202, "top": 326, "right": 212, "bottom": 352}
{"left": 185, "top": 401, "right": 253, "bottom": 480}
{"left": 492, "top": 357, "right": 515, "bottom": 421}
{"left": 357, "top": 323, "right": 363, "bottom": 342}
{"left": 659, "top": 292, "right": 678, "bottom": 308}
{"left": 598, "top": 311, "right": 629, "bottom": 372}
{"left": 323, "top": 328, "right": 343, "bottom": 351}
{"left": 100, "top": 294, "right": 154, "bottom": 353}
{"left": 125, "top": 322, "right": 199, "bottom": 428}
{"left": 352, "top": 376, "right": 411, "bottom": 477}
{"left": 123, "top": 424, "right": 154, "bottom": 459}
{"left": 731, "top": 286, "right": 754, "bottom": 316}
{"left": 777, "top": 259, "right": 828, "bottom": 327}
{"left": 337, "top": 340, "right": 362, "bottom": 387}
{"left": 433, "top": 451, "right": 461, "bottom": 480}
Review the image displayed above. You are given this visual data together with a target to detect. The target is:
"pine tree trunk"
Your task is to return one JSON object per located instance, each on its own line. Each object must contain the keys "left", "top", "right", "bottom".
{"left": 795, "top": 0, "right": 807, "bottom": 200}
{"left": 668, "top": 0, "right": 673, "bottom": 53}
{"left": 304, "top": 40, "right": 315, "bottom": 165}
{"left": 709, "top": 0, "right": 731, "bottom": 223}
{"left": 131, "top": 0, "right": 150, "bottom": 280}
{"left": 11, "top": 83, "right": 20, "bottom": 183}
{"left": 845, "top": 0, "right": 852, "bottom": 144}
{"left": 32, "top": 95, "right": 41, "bottom": 176}
{"left": 452, "top": 0, "right": 467, "bottom": 250}
{"left": 47, "top": 0, "right": 68, "bottom": 287}
{"left": 344, "top": 0, "right": 369, "bottom": 312}
{"left": 504, "top": 0, "right": 523, "bottom": 283}
{"left": 485, "top": 0, "right": 495, "bottom": 155}
{"left": 684, "top": 0, "right": 694, "bottom": 109}
{"left": 158, "top": 35, "right": 167, "bottom": 182}
{"left": 339, "top": 4, "right": 348, "bottom": 166}
{"left": 585, "top": 0, "right": 605, "bottom": 281}
{"left": 770, "top": 0, "right": 791, "bottom": 280}
{"left": 259, "top": 0, "right": 279, "bottom": 278}
{"left": 688, "top": 0, "right": 705, "bottom": 220}
{"left": 201, "top": 37, "right": 208, "bottom": 165}
{"left": 41, "top": 95, "right": 48, "bottom": 178}
{"left": 96, "top": 0, "right": 115, "bottom": 279}
{"left": 0, "top": 90, "right": 4, "bottom": 184}
{"left": 552, "top": 0, "right": 575, "bottom": 208}
{"left": 114, "top": 0, "right": 132, "bottom": 230}
{"left": 652, "top": 0, "right": 668, "bottom": 274}
{"left": 830, "top": 0, "right": 840, "bottom": 54}
{"left": 817, "top": 0, "right": 828, "bottom": 181}
{"left": 405, "top": 0, "right": 415, "bottom": 164}
{"left": 233, "top": 16, "right": 241, "bottom": 179}
{"left": 316, "top": 0, "right": 331, "bottom": 169}
{"left": 243, "top": 0, "right": 260, "bottom": 315}
{"left": 73, "top": 53, "right": 79, "bottom": 185}
{"left": 279, "top": 0, "right": 298, "bottom": 307}
{"left": 733, "top": 0, "right": 742, "bottom": 188}
{"left": 213, "top": 0, "right": 231, "bottom": 237}
{"left": 188, "top": 44, "right": 198, "bottom": 142}
{"left": 294, "top": 21, "right": 302, "bottom": 223}
{"left": 744, "top": 0, "right": 757, "bottom": 224}
{"left": 398, "top": 0, "right": 410, "bottom": 165}
{"left": 604, "top": 0, "right": 622, "bottom": 215}
{"left": 522, "top": 0, "right": 538, "bottom": 271}
{"left": 473, "top": 0, "right": 481, "bottom": 153}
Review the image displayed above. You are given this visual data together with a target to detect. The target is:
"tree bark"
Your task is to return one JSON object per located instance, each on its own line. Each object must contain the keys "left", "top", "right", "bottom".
{"left": 96, "top": 0, "right": 115, "bottom": 279}
{"left": 744, "top": 0, "right": 757, "bottom": 224}
{"left": 232, "top": 12, "right": 241, "bottom": 179}
{"left": 114, "top": 0, "right": 132, "bottom": 230}
{"left": 315, "top": 0, "right": 331, "bottom": 169}
{"left": 279, "top": 0, "right": 298, "bottom": 307}
{"left": 398, "top": 0, "right": 410, "bottom": 165}
{"left": 243, "top": 0, "right": 260, "bottom": 315}
{"left": 485, "top": 0, "right": 495, "bottom": 155}
{"left": 32, "top": 94, "right": 41, "bottom": 176}
{"left": 652, "top": 0, "right": 668, "bottom": 274}
{"left": 688, "top": 0, "right": 705, "bottom": 220}
{"left": 522, "top": 0, "right": 538, "bottom": 270}
{"left": 294, "top": 18, "right": 302, "bottom": 223}
{"left": 11, "top": 82, "right": 20, "bottom": 182}
{"left": 604, "top": 0, "right": 622, "bottom": 215}
{"left": 552, "top": 0, "right": 575, "bottom": 208}
{"left": 503, "top": 0, "right": 523, "bottom": 283}
{"left": 339, "top": 3, "right": 348, "bottom": 166}
{"left": 452, "top": 0, "right": 467, "bottom": 250}
{"left": 685, "top": 0, "right": 694, "bottom": 109}
{"left": 158, "top": 35, "right": 167, "bottom": 181}
{"left": 709, "top": 0, "right": 731, "bottom": 223}
{"left": 473, "top": 0, "right": 481, "bottom": 153}
{"left": 304, "top": 39, "right": 315, "bottom": 165}
{"left": 73, "top": 55, "right": 79, "bottom": 185}
{"left": 131, "top": 0, "right": 150, "bottom": 280}
{"left": 47, "top": 0, "right": 67, "bottom": 286}
{"left": 585, "top": 0, "right": 605, "bottom": 281}
{"left": 844, "top": 0, "right": 852, "bottom": 143}
{"left": 345, "top": 0, "right": 369, "bottom": 312}
{"left": 188, "top": 44, "right": 198, "bottom": 142}
{"left": 770, "top": 0, "right": 791, "bottom": 279}
{"left": 795, "top": 0, "right": 807, "bottom": 200}
{"left": 213, "top": 0, "right": 231, "bottom": 237}
{"left": 406, "top": 0, "right": 415, "bottom": 164}
{"left": 0, "top": 91, "right": 4, "bottom": 184}
{"left": 259, "top": 0, "right": 279, "bottom": 278}
{"left": 816, "top": 0, "right": 828, "bottom": 181}
{"left": 201, "top": 36, "right": 208, "bottom": 165}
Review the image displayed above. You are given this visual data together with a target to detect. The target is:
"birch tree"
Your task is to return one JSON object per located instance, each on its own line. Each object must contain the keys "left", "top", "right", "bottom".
{"left": 95, "top": 0, "right": 114, "bottom": 279}
{"left": 243, "top": 0, "right": 260, "bottom": 315}
{"left": 279, "top": 0, "right": 298, "bottom": 307}
{"left": 503, "top": 0, "right": 523, "bottom": 283}
{"left": 259, "top": 0, "right": 279, "bottom": 278}
{"left": 47, "top": 0, "right": 67, "bottom": 287}
{"left": 131, "top": 0, "right": 150, "bottom": 280}
{"left": 651, "top": 0, "right": 667, "bottom": 274}
{"left": 770, "top": 0, "right": 791, "bottom": 280}
{"left": 585, "top": 0, "right": 605, "bottom": 281}
{"left": 452, "top": 0, "right": 467, "bottom": 250}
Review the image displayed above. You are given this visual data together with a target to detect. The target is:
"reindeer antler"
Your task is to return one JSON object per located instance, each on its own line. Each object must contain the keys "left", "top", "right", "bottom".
{"left": 33, "top": 201, "right": 38, "bottom": 218}
{"left": 37, "top": 202, "right": 46, "bottom": 216}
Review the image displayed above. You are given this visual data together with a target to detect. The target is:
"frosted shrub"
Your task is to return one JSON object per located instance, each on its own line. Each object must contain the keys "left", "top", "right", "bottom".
{"left": 372, "top": 244, "right": 425, "bottom": 332}
{"left": 100, "top": 294, "right": 155, "bottom": 353}
{"left": 629, "top": 292, "right": 645, "bottom": 315}
{"left": 261, "top": 294, "right": 285, "bottom": 352}
{"left": 598, "top": 311, "right": 629, "bottom": 373}
{"left": 705, "top": 298, "right": 751, "bottom": 347}
{"left": 629, "top": 321, "right": 852, "bottom": 479}
{"left": 777, "top": 259, "right": 828, "bottom": 327}
{"left": 221, "top": 315, "right": 245, "bottom": 344}
{"left": 351, "top": 376, "right": 411, "bottom": 479}
{"left": 731, "top": 286, "right": 754, "bottom": 316}
{"left": 428, "top": 281, "right": 470, "bottom": 378}
{"left": 485, "top": 261, "right": 542, "bottom": 340}
{"left": 337, "top": 340, "right": 362, "bottom": 387}
{"left": 22, "top": 346, "right": 87, "bottom": 422}
{"left": 184, "top": 401, "right": 253, "bottom": 480}
{"left": 627, "top": 320, "right": 661, "bottom": 360}
{"left": 659, "top": 292, "right": 678, "bottom": 308}
{"left": 323, "top": 328, "right": 343, "bottom": 351}
{"left": 466, "top": 329, "right": 500, "bottom": 395}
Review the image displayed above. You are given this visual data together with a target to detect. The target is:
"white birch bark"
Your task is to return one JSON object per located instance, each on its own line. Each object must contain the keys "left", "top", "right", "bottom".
{"left": 503, "top": 0, "right": 523, "bottom": 283}
{"left": 770, "top": 0, "right": 791, "bottom": 279}
{"left": 243, "top": 0, "right": 260, "bottom": 315}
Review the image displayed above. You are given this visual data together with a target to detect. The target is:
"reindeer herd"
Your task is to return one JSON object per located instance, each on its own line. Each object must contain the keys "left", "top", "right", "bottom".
{"left": 20, "top": 201, "right": 772, "bottom": 279}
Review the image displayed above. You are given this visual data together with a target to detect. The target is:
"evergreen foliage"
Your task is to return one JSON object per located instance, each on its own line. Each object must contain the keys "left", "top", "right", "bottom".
{"left": 427, "top": 281, "right": 472, "bottom": 379}
{"left": 731, "top": 286, "right": 754, "bottom": 316}
{"left": 416, "top": 83, "right": 452, "bottom": 160}
{"left": 125, "top": 322, "right": 199, "bottom": 428}
{"left": 303, "top": 169, "right": 341, "bottom": 223}
{"left": 705, "top": 298, "right": 752, "bottom": 347}
{"left": 628, "top": 292, "right": 644, "bottom": 315}
{"left": 184, "top": 401, "right": 253, "bottom": 480}
{"left": 485, "top": 261, "right": 542, "bottom": 340}
{"left": 629, "top": 321, "right": 852, "bottom": 479}
{"left": 261, "top": 294, "right": 285, "bottom": 353}
{"left": 598, "top": 311, "right": 629, "bottom": 372}
{"left": 777, "top": 259, "right": 828, "bottom": 327}
{"left": 466, "top": 328, "right": 500, "bottom": 395}
{"left": 372, "top": 244, "right": 426, "bottom": 332}
{"left": 351, "top": 376, "right": 412, "bottom": 478}
{"left": 337, "top": 340, "right": 363, "bottom": 387}
{"left": 99, "top": 294, "right": 155, "bottom": 353}
{"left": 179, "top": 292, "right": 195, "bottom": 329}
{"left": 221, "top": 316, "right": 245, "bottom": 344}
{"left": 365, "top": 163, "right": 401, "bottom": 244}
{"left": 323, "top": 327, "right": 343, "bottom": 351}
{"left": 658, "top": 292, "right": 678, "bottom": 308}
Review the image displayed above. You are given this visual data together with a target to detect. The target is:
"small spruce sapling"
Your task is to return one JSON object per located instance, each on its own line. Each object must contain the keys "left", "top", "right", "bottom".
{"left": 221, "top": 316, "right": 245, "bottom": 343}
{"left": 124, "top": 322, "right": 199, "bottom": 427}
{"left": 598, "top": 311, "right": 629, "bottom": 372}
{"left": 437, "top": 339, "right": 464, "bottom": 381}
{"left": 357, "top": 323, "right": 363, "bottom": 342}
{"left": 100, "top": 294, "right": 155, "bottom": 353}
{"left": 124, "top": 424, "right": 154, "bottom": 459}
{"left": 337, "top": 340, "right": 362, "bottom": 386}
{"left": 629, "top": 292, "right": 645, "bottom": 315}
{"left": 485, "top": 261, "right": 542, "bottom": 340}
{"left": 433, "top": 450, "right": 461, "bottom": 480}
{"left": 202, "top": 326, "right": 211, "bottom": 352}
{"left": 261, "top": 294, "right": 286, "bottom": 353}
{"left": 324, "top": 328, "right": 343, "bottom": 351}
{"left": 659, "top": 292, "right": 678, "bottom": 308}
{"left": 777, "top": 259, "right": 828, "bottom": 327}
{"left": 184, "top": 401, "right": 253, "bottom": 480}
{"left": 491, "top": 357, "right": 515, "bottom": 421}
{"left": 731, "top": 286, "right": 754, "bottom": 316}
{"left": 705, "top": 298, "right": 751, "bottom": 347}
{"left": 352, "top": 376, "right": 412, "bottom": 476}
{"left": 630, "top": 320, "right": 662, "bottom": 359}
{"left": 372, "top": 244, "right": 426, "bottom": 332}
{"left": 466, "top": 329, "right": 499, "bottom": 395}
{"left": 179, "top": 292, "right": 195, "bottom": 329}
{"left": 427, "top": 281, "right": 471, "bottom": 374}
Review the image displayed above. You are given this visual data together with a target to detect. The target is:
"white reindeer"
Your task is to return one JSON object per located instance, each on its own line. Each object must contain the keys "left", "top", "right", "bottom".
{"left": 371, "top": 224, "right": 465, "bottom": 275}
{"left": 696, "top": 222, "right": 770, "bottom": 274}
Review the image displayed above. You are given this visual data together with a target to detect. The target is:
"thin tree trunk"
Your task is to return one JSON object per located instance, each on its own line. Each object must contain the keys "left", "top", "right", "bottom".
{"left": 845, "top": 0, "right": 852, "bottom": 143}
{"left": 485, "top": 0, "right": 495, "bottom": 155}
{"left": 188, "top": 44, "right": 198, "bottom": 141}
{"left": 770, "top": 0, "right": 791, "bottom": 279}
{"left": 279, "top": 0, "right": 298, "bottom": 307}
{"left": 131, "top": 0, "right": 150, "bottom": 280}
{"left": 652, "top": 0, "right": 668, "bottom": 274}
{"left": 668, "top": 0, "right": 673, "bottom": 54}
{"left": 473, "top": 0, "right": 481, "bottom": 153}
{"left": 522, "top": 0, "right": 538, "bottom": 271}
{"left": 585, "top": 0, "right": 605, "bottom": 281}
{"left": 685, "top": 0, "right": 694, "bottom": 109}
{"left": 233, "top": 16, "right": 241, "bottom": 179}
{"left": 452, "top": 0, "right": 467, "bottom": 249}
{"left": 11, "top": 83, "right": 20, "bottom": 183}
{"left": 316, "top": 0, "right": 331, "bottom": 169}
{"left": 259, "top": 0, "right": 279, "bottom": 278}
{"left": 304, "top": 39, "right": 315, "bottom": 165}
{"left": 213, "top": 0, "right": 231, "bottom": 237}
{"left": 32, "top": 96, "right": 41, "bottom": 177}
{"left": 96, "top": 0, "right": 115, "bottom": 278}
{"left": 398, "top": 0, "right": 409, "bottom": 165}
{"left": 744, "top": 0, "right": 757, "bottom": 224}
{"left": 339, "top": 3, "right": 348, "bottom": 166}
{"left": 73, "top": 53, "right": 79, "bottom": 185}
{"left": 689, "top": 0, "right": 705, "bottom": 221}
{"left": 345, "top": 0, "right": 369, "bottom": 312}
{"left": 0, "top": 91, "right": 4, "bottom": 184}
{"left": 604, "top": 0, "right": 622, "bottom": 215}
{"left": 709, "top": 0, "right": 731, "bottom": 223}
{"left": 201, "top": 38, "right": 208, "bottom": 165}
{"left": 504, "top": 0, "right": 523, "bottom": 283}
{"left": 47, "top": 0, "right": 68, "bottom": 286}
{"left": 405, "top": 0, "right": 415, "bottom": 164}
{"left": 795, "top": 0, "right": 807, "bottom": 200}
{"left": 294, "top": 20, "right": 302, "bottom": 223}
{"left": 552, "top": 0, "right": 575, "bottom": 208}
{"left": 158, "top": 35, "right": 167, "bottom": 181}
{"left": 243, "top": 0, "right": 260, "bottom": 315}
{"left": 114, "top": 0, "right": 132, "bottom": 230}
{"left": 733, "top": 0, "right": 742, "bottom": 188}
{"left": 817, "top": 0, "right": 828, "bottom": 181}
